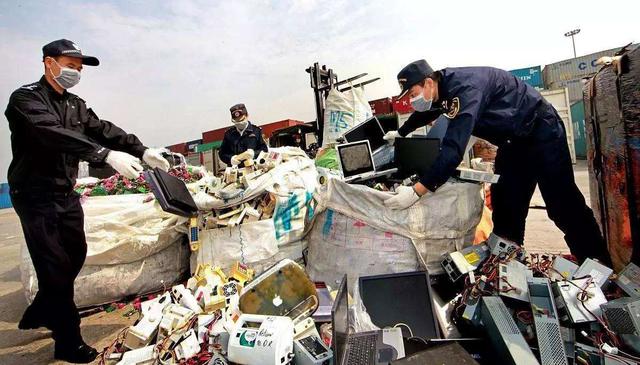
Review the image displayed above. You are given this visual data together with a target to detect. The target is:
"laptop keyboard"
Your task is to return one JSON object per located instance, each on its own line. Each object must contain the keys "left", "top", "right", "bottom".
{"left": 346, "top": 334, "right": 377, "bottom": 365}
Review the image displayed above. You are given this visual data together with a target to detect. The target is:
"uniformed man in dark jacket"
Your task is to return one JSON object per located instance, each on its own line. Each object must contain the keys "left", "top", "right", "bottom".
{"left": 4, "top": 39, "right": 170, "bottom": 363}
{"left": 383, "top": 59, "right": 610, "bottom": 265}
{"left": 219, "top": 104, "right": 268, "bottom": 166}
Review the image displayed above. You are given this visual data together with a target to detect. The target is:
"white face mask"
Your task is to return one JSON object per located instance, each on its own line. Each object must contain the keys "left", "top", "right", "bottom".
{"left": 410, "top": 85, "right": 433, "bottom": 112}
{"left": 234, "top": 120, "right": 248, "bottom": 131}
{"left": 48, "top": 58, "right": 81, "bottom": 89}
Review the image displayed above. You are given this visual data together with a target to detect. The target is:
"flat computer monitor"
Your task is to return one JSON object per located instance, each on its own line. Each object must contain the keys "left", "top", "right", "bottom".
{"left": 343, "top": 116, "right": 386, "bottom": 152}
{"left": 394, "top": 137, "right": 440, "bottom": 178}
{"left": 336, "top": 141, "right": 375, "bottom": 179}
{"left": 359, "top": 271, "right": 440, "bottom": 340}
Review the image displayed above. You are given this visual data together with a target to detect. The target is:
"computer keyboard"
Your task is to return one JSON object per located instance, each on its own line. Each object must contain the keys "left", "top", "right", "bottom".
{"left": 346, "top": 334, "right": 377, "bottom": 365}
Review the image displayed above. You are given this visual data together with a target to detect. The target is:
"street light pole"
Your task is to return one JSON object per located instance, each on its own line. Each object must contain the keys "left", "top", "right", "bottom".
{"left": 564, "top": 28, "right": 581, "bottom": 58}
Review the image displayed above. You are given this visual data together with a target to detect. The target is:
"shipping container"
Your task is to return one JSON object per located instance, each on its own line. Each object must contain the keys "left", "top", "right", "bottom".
{"left": 368, "top": 97, "right": 393, "bottom": 115}
{"left": 584, "top": 46, "right": 640, "bottom": 270}
{"left": 392, "top": 95, "right": 414, "bottom": 114}
{"left": 547, "top": 77, "right": 590, "bottom": 103}
{"left": 0, "top": 183, "right": 11, "bottom": 209}
{"left": 166, "top": 142, "right": 188, "bottom": 155}
{"left": 542, "top": 45, "right": 637, "bottom": 86}
{"left": 540, "top": 88, "right": 576, "bottom": 163}
{"left": 570, "top": 101, "right": 587, "bottom": 159}
{"left": 509, "top": 66, "right": 543, "bottom": 88}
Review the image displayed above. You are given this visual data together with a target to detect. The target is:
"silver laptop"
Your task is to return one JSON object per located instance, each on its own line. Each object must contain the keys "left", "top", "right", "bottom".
{"left": 332, "top": 275, "right": 405, "bottom": 365}
{"left": 336, "top": 141, "right": 397, "bottom": 183}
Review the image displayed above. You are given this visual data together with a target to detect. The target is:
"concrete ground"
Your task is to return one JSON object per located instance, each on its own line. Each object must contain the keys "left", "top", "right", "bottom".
{"left": 0, "top": 162, "right": 589, "bottom": 364}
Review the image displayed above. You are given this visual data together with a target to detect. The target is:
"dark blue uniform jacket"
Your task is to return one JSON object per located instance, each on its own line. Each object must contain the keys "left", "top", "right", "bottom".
{"left": 398, "top": 67, "right": 563, "bottom": 191}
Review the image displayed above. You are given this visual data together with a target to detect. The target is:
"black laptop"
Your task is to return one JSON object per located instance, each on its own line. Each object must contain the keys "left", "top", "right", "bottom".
{"left": 394, "top": 137, "right": 440, "bottom": 178}
{"left": 332, "top": 275, "right": 405, "bottom": 365}
{"left": 145, "top": 168, "right": 198, "bottom": 217}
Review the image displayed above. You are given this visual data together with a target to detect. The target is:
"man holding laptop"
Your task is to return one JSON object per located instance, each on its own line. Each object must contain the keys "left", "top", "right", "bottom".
{"left": 382, "top": 59, "right": 610, "bottom": 265}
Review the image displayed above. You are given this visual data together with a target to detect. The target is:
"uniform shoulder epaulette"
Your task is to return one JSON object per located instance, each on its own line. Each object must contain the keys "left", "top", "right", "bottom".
{"left": 18, "top": 82, "right": 41, "bottom": 92}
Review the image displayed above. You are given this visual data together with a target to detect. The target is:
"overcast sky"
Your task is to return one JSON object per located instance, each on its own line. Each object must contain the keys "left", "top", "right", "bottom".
{"left": 1, "top": 0, "right": 639, "bottom": 182}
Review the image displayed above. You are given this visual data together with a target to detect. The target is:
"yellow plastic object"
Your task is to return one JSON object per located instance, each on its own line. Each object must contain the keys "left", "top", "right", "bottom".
{"left": 230, "top": 262, "right": 255, "bottom": 286}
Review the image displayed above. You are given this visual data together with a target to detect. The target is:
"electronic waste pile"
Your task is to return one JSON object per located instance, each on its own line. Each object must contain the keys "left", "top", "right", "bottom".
{"left": 194, "top": 150, "right": 286, "bottom": 229}
{"left": 100, "top": 258, "right": 334, "bottom": 365}
{"left": 438, "top": 233, "right": 640, "bottom": 365}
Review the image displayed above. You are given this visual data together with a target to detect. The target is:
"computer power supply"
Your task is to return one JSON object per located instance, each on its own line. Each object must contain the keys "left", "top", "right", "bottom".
{"left": 480, "top": 296, "right": 539, "bottom": 365}
{"left": 528, "top": 277, "right": 568, "bottom": 365}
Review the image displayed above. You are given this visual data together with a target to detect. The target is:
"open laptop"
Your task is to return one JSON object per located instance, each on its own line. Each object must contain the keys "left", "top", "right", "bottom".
{"left": 394, "top": 137, "right": 441, "bottom": 179}
{"left": 332, "top": 275, "right": 405, "bottom": 365}
{"left": 336, "top": 141, "right": 397, "bottom": 183}
{"left": 343, "top": 116, "right": 395, "bottom": 168}
{"left": 359, "top": 271, "right": 441, "bottom": 340}
{"left": 145, "top": 167, "right": 198, "bottom": 217}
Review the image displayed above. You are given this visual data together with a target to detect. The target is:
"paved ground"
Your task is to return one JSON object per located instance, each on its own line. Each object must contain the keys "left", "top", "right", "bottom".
{"left": 0, "top": 209, "right": 136, "bottom": 365}
{"left": 0, "top": 162, "right": 589, "bottom": 363}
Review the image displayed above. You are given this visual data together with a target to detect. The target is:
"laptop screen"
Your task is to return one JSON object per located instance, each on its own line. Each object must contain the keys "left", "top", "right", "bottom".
{"left": 343, "top": 117, "right": 386, "bottom": 152}
{"left": 337, "top": 141, "right": 374, "bottom": 179}
{"left": 332, "top": 275, "right": 349, "bottom": 364}
{"left": 359, "top": 271, "right": 439, "bottom": 339}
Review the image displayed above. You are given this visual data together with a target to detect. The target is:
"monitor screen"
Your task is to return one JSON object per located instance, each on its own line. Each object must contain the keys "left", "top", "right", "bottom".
{"left": 394, "top": 137, "right": 441, "bottom": 178}
{"left": 332, "top": 277, "right": 349, "bottom": 364}
{"left": 337, "top": 142, "right": 374, "bottom": 178}
{"left": 344, "top": 117, "right": 386, "bottom": 152}
{"left": 360, "top": 272, "right": 439, "bottom": 339}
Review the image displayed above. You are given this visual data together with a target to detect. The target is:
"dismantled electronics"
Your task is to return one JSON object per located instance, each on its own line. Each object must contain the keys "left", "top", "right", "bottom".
{"left": 498, "top": 260, "right": 533, "bottom": 303}
{"left": 480, "top": 296, "right": 539, "bottom": 365}
{"left": 441, "top": 243, "right": 490, "bottom": 282}
{"left": 227, "top": 314, "right": 295, "bottom": 365}
{"left": 573, "top": 258, "right": 613, "bottom": 288}
{"left": 615, "top": 262, "right": 640, "bottom": 298}
{"left": 527, "top": 277, "right": 568, "bottom": 365}
{"left": 553, "top": 278, "right": 607, "bottom": 324}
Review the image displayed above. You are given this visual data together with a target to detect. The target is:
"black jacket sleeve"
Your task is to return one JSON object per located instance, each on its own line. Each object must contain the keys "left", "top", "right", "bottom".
{"left": 8, "top": 90, "right": 109, "bottom": 164}
{"left": 398, "top": 108, "right": 443, "bottom": 136}
{"left": 83, "top": 107, "right": 147, "bottom": 159}
{"left": 219, "top": 132, "right": 234, "bottom": 165}
{"left": 420, "top": 86, "right": 485, "bottom": 192}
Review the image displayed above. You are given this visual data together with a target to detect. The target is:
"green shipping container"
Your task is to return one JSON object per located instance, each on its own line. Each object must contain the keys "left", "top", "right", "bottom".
{"left": 571, "top": 101, "right": 586, "bottom": 159}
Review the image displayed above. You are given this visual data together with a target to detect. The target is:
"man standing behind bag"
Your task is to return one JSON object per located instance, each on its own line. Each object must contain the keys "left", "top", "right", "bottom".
{"left": 4, "top": 39, "right": 170, "bottom": 363}
{"left": 219, "top": 103, "right": 268, "bottom": 166}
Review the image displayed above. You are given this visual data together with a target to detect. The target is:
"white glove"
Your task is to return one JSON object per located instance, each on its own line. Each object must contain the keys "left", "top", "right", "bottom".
{"left": 143, "top": 148, "right": 170, "bottom": 171}
{"left": 384, "top": 186, "right": 422, "bottom": 210}
{"left": 230, "top": 149, "right": 254, "bottom": 166}
{"left": 105, "top": 151, "right": 143, "bottom": 179}
{"left": 383, "top": 131, "right": 400, "bottom": 145}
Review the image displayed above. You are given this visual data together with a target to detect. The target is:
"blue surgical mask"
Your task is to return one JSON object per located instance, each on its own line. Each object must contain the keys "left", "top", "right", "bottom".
{"left": 410, "top": 87, "right": 433, "bottom": 112}
{"left": 49, "top": 58, "right": 81, "bottom": 89}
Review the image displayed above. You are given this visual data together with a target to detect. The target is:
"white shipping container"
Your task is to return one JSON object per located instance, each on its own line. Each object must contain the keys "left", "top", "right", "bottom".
{"left": 540, "top": 88, "right": 576, "bottom": 163}
{"left": 547, "top": 77, "right": 590, "bottom": 103}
